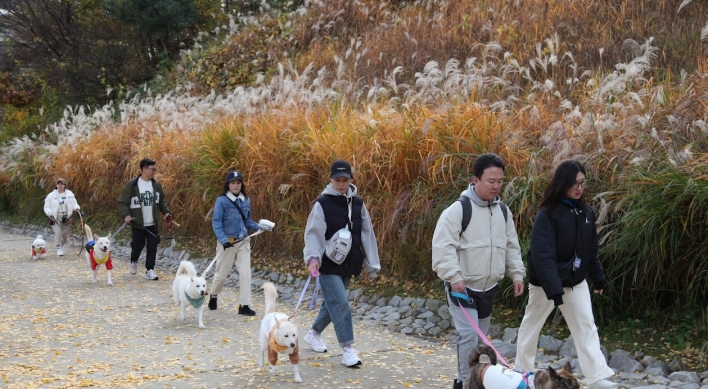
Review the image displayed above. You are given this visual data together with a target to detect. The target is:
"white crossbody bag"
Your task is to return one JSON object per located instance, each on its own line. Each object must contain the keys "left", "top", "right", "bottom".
{"left": 325, "top": 198, "right": 354, "bottom": 265}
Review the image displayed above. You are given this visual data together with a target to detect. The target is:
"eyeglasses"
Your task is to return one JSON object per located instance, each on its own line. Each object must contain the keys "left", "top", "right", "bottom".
{"left": 572, "top": 180, "right": 588, "bottom": 189}
{"left": 145, "top": 167, "right": 157, "bottom": 172}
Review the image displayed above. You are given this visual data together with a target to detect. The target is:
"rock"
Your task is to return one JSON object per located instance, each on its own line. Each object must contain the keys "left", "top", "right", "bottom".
{"left": 668, "top": 371, "right": 700, "bottom": 384}
{"left": 609, "top": 350, "right": 644, "bottom": 373}
{"left": 502, "top": 327, "right": 518, "bottom": 344}
{"left": 424, "top": 299, "right": 443, "bottom": 312}
{"left": 559, "top": 335, "right": 577, "bottom": 358}
{"left": 388, "top": 295, "right": 403, "bottom": 307}
{"left": 642, "top": 355, "right": 659, "bottom": 367}
{"left": 490, "top": 339, "right": 516, "bottom": 359}
{"left": 538, "top": 335, "right": 564, "bottom": 353}
{"left": 668, "top": 358, "right": 688, "bottom": 372}
{"left": 644, "top": 362, "right": 670, "bottom": 377}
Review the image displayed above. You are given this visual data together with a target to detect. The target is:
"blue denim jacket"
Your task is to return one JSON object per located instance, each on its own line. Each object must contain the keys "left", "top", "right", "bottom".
{"left": 212, "top": 194, "right": 260, "bottom": 244}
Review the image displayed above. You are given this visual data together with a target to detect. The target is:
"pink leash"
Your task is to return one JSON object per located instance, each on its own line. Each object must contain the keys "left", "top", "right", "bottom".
{"left": 451, "top": 291, "right": 512, "bottom": 368}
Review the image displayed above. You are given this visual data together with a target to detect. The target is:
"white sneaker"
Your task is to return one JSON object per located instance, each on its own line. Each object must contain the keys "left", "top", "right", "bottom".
{"left": 144, "top": 269, "right": 159, "bottom": 280}
{"left": 129, "top": 261, "right": 137, "bottom": 275}
{"left": 587, "top": 379, "right": 619, "bottom": 389}
{"left": 303, "top": 330, "right": 327, "bottom": 353}
{"left": 57, "top": 246, "right": 63, "bottom": 256}
{"left": 341, "top": 347, "right": 362, "bottom": 367}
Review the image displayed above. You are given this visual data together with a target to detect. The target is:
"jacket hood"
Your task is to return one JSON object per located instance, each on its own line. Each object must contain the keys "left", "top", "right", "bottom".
{"left": 461, "top": 183, "right": 501, "bottom": 208}
{"left": 49, "top": 189, "right": 74, "bottom": 197}
{"left": 321, "top": 183, "right": 358, "bottom": 198}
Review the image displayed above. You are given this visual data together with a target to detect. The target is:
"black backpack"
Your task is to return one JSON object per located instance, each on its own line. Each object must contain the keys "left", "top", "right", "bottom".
{"left": 457, "top": 197, "right": 508, "bottom": 236}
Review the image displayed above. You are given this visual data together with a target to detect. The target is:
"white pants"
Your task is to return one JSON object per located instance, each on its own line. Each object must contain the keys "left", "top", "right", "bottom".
{"left": 210, "top": 239, "right": 252, "bottom": 305}
{"left": 515, "top": 280, "right": 615, "bottom": 385}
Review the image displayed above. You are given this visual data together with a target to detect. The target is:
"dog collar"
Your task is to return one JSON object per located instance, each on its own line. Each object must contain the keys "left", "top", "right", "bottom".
{"left": 184, "top": 289, "right": 205, "bottom": 308}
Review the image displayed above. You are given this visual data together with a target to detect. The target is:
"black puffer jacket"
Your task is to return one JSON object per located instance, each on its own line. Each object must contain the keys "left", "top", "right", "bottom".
{"left": 527, "top": 202, "right": 607, "bottom": 302}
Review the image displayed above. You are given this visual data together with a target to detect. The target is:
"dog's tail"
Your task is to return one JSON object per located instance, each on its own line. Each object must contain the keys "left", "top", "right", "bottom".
{"left": 176, "top": 260, "right": 197, "bottom": 277}
{"left": 468, "top": 343, "right": 498, "bottom": 369}
{"left": 263, "top": 282, "right": 277, "bottom": 315}
{"left": 84, "top": 224, "right": 93, "bottom": 241}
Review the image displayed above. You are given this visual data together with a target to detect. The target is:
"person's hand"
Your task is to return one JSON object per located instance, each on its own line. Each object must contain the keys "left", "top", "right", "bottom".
{"left": 165, "top": 213, "right": 173, "bottom": 222}
{"left": 307, "top": 258, "right": 320, "bottom": 274}
{"left": 222, "top": 241, "right": 234, "bottom": 250}
{"left": 124, "top": 215, "right": 132, "bottom": 223}
{"left": 451, "top": 281, "right": 466, "bottom": 293}
{"left": 593, "top": 289, "right": 604, "bottom": 295}
{"left": 513, "top": 280, "right": 525, "bottom": 297}
{"left": 79, "top": 211, "right": 86, "bottom": 218}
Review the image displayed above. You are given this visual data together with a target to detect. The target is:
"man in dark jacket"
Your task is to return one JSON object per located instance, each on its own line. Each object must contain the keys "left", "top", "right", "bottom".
{"left": 118, "top": 158, "right": 172, "bottom": 280}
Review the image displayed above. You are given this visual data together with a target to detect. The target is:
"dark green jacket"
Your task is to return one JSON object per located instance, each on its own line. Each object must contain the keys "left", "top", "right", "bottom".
{"left": 118, "top": 176, "right": 171, "bottom": 230}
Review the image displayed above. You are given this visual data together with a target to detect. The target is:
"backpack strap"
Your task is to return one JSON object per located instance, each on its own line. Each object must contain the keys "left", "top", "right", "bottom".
{"left": 457, "top": 197, "right": 508, "bottom": 237}
{"left": 457, "top": 197, "right": 472, "bottom": 237}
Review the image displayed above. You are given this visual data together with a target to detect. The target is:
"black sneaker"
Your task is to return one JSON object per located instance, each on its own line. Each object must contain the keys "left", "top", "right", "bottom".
{"left": 452, "top": 379, "right": 462, "bottom": 389}
{"left": 238, "top": 305, "right": 256, "bottom": 316}
{"left": 208, "top": 295, "right": 217, "bottom": 310}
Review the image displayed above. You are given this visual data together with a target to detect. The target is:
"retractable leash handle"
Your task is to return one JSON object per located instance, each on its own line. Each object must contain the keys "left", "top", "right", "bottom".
{"left": 450, "top": 292, "right": 512, "bottom": 368}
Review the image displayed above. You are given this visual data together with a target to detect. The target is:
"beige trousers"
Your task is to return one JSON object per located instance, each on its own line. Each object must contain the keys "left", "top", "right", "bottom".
{"left": 515, "top": 280, "right": 615, "bottom": 385}
{"left": 52, "top": 221, "right": 71, "bottom": 246}
{"left": 210, "top": 239, "right": 252, "bottom": 305}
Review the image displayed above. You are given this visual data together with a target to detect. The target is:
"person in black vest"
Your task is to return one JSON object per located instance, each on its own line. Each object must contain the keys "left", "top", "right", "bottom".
{"left": 302, "top": 160, "right": 381, "bottom": 367}
{"left": 515, "top": 160, "right": 617, "bottom": 389}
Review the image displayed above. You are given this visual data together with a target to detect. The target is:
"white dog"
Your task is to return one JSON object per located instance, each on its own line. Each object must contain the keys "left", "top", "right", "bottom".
{"left": 31, "top": 235, "right": 47, "bottom": 260}
{"left": 172, "top": 260, "right": 208, "bottom": 328}
{"left": 259, "top": 282, "right": 302, "bottom": 383}
{"left": 84, "top": 224, "right": 113, "bottom": 285}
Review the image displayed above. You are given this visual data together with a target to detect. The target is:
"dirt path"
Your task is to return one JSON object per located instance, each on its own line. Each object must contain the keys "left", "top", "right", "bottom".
{"left": 0, "top": 230, "right": 455, "bottom": 388}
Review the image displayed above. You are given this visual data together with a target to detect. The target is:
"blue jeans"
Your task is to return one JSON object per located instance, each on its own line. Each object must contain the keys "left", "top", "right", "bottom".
{"left": 311, "top": 273, "right": 353, "bottom": 348}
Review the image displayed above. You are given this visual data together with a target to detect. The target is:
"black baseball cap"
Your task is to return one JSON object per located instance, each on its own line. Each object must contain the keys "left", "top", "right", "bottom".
{"left": 330, "top": 160, "right": 352, "bottom": 179}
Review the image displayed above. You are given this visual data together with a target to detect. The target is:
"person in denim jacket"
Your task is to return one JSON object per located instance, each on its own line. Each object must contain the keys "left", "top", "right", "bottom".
{"left": 208, "top": 170, "right": 270, "bottom": 315}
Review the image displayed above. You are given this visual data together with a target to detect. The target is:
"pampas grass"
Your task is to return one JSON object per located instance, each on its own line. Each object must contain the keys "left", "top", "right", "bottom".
{"left": 1, "top": 0, "right": 707, "bottom": 318}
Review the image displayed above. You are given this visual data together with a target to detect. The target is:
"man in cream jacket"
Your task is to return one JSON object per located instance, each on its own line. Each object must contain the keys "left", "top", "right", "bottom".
{"left": 432, "top": 153, "right": 526, "bottom": 389}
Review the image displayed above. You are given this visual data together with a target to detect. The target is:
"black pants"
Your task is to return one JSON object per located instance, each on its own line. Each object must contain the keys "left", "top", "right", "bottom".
{"left": 130, "top": 226, "right": 160, "bottom": 270}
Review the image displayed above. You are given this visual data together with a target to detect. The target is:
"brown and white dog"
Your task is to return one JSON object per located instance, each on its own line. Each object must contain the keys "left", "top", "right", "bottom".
{"left": 464, "top": 343, "right": 579, "bottom": 389}
{"left": 84, "top": 225, "right": 113, "bottom": 285}
{"left": 259, "top": 282, "right": 302, "bottom": 383}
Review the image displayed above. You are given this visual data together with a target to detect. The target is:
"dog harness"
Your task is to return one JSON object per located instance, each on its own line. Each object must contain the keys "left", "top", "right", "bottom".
{"left": 267, "top": 326, "right": 300, "bottom": 365}
{"left": 88, "top": 249, "right": 113, "bottom": 270}
{"left": 184, "top": 289, "right": 205, "bottom": 308}
{"left": 482, "top": 364, "right": 534, "bottom": 389}
{"left": 32, "top": 247, "right": 47, "bottom": 257}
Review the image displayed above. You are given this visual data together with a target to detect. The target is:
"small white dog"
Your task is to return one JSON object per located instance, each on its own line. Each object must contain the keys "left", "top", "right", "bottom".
{"left": 259, "top": 282, "right": 302, "bottom": 383}
{"left": 31, "top": 235, "right": 47, "bottom": 260}
{"left": 84, "top": 224, "right": 113, "bottom": 285}
{"left": 172, "top": 260, "right": 208, "bottom": 329}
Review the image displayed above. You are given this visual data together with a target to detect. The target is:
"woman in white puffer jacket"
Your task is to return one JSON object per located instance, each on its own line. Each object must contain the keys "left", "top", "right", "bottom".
{"left": 43, "top": 178, "right": 81, "bottom": 256}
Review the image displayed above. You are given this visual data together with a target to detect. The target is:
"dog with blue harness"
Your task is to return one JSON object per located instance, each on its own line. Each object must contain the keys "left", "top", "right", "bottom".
{"left": 463, "top": 343, "right": 579, "bottom": 389}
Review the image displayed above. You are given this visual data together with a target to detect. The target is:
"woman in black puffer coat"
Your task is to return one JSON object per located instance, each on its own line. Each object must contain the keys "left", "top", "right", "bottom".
{"left": 515, "top": 160, "right": 619, "bottom": 389}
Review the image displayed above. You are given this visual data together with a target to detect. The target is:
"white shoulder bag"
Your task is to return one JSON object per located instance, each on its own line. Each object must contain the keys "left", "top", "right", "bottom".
{"left": 325, "top": 198, "right": 354, "bottom": 265}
